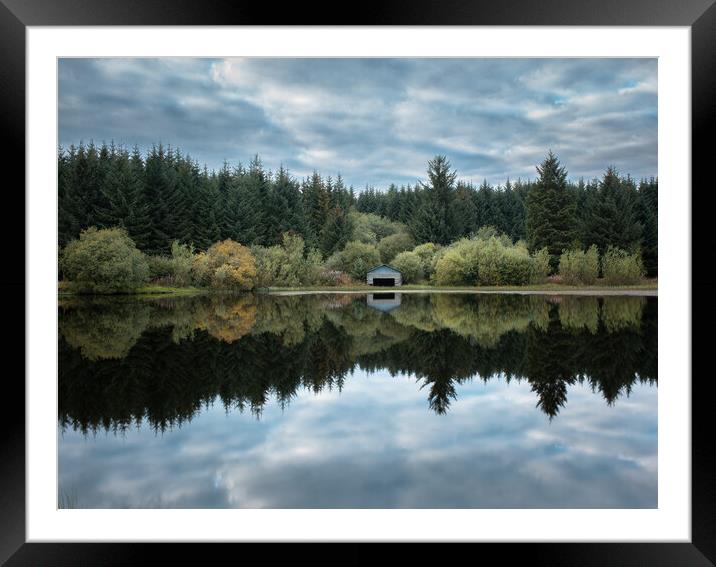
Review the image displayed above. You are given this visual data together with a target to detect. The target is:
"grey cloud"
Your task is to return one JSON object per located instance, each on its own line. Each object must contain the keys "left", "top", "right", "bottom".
{"left": 59, "top": 57, "right": 657, "bottom": 189}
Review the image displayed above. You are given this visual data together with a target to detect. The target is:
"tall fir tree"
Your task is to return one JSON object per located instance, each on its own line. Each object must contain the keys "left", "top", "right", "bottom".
{"left": 586, "top": 167, "right": 642, "bottom": 255}
{"left": 410, "top": 155, "right": 458, "bottom": 245}
{"left": 302, "top": 171, "right": 331, "bottom": 247}
{"left": 320, "top": 206, "right": 353, "bottom": 256}
{"left": 94, "top": 146, "right": 153, "bottom": 250}
{"left": 525, "top": 151, "right": 577, "bottom": 271}
{"left": 637, "top": 178, "right": 658, "bottom": 277}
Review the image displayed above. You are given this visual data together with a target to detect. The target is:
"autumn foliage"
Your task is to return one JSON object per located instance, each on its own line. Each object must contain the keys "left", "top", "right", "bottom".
{"left": 192, "top": 239, "right": 257, "bottom": 290}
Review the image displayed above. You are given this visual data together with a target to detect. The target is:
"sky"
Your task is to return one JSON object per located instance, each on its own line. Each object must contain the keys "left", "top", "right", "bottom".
{"left": 58, "top": 58, "right": 657, "bottom": 190}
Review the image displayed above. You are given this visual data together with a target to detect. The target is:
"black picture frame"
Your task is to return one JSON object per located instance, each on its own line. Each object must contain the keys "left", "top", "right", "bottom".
{"left": 2, "top": 1, "right": 714, "bottom": 564}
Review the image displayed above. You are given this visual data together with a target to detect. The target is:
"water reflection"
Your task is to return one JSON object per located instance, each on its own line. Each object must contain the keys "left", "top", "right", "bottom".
{"left": 367, "top": 292, "right": 402, "bottom": 312}
{"left": 58, "top": 292, "right": 657, "bottom": 509}
{"left": 59, "top": 293, "right": 656, "bottom": 431}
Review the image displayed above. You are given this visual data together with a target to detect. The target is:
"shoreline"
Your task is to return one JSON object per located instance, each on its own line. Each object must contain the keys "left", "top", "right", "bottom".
{"left": 268, "top": 288, "right": 657, "bottom": 297}
{"left": 59, "top": 283, "right": 658, "bottom": 298}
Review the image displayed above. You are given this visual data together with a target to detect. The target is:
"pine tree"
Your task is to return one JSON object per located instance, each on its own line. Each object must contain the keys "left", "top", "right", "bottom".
{"left": 302, "top": 171, "right": 331, "bottom": 247}
{"left": 320, "top": 206, "right": 352, "bottom": 256}
{"left": 453, "top": 181, "right": 478, "bottom": 237}
{"left": 143, "top": 144, "right": 186, "bottom": 254}
{"left": 213, "top": 161, "right": 235, "bottom": 241}
{"left": 272, "top": 166, "right": 309, "bottom": 244}
{"left": 638, "top": 178, "right": 658, "bottom": 276}
{"left": 525, "top": 151, "right": 577, "bottom": 271}
{"left": 94, "top": 146, "right": 152, "bottom": 250}
{"left": 58, "top": 145, "right": 82, "bottom": 248}
{"left": 586, "top": 167, "right": 642, "bottom": 255}
{"left": 410, "top": 155, "right": 458, "bottom": 245}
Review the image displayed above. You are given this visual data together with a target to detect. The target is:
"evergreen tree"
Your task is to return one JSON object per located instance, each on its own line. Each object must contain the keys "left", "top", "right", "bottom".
{"left": 58, "top": 145, "right": 82, "bottom": 248}
{"left": 94, "top": 146, "right": 152, "bottom": 250}
{"left": 410, "top": 155, "right": 458, "bottom": 245}
{"left": 586, "top": 167, "right": 642, "bottom": 255}
{"left": 525, "top": 151, "right": 577, "bottom": 271}
{"left": 638, "top": 178, "right": 658, "bottom": 277}
{"left": 57, "top": 142, "right": 656, "bottom": 275}
{"left": 320, "top": 206, "right": 353, "bottom": 256}
{"left": 302, "top": 171, "right": 331, "bottom": 247}
{"left": 453, "top": 181, "right": 478, "bottom": 237}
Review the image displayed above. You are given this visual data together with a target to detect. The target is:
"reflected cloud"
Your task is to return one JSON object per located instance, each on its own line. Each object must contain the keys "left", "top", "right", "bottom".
{"left": 59, "top": 375, "right": 657, "bottom": 508}
{"left": 58, "top": 292, "right": 657, "bottom": 508}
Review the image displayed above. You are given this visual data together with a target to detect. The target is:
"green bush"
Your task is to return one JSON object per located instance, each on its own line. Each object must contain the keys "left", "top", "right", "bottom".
{"left": 147, "top": 254, "right": 174, "bottom": 281}
{"left": 473, "top": 225, "right": 513, "bottom": 247}
{"left": 252, "top": 233, "right": 323, "bottom": 287}
{"left": 601, "top": 246, "right": 644, "bottom": 285}
{"left": 497, "top": 246, "right": 534, "bottom": 285}
{"left": 252, "top": 245, "right": 285, "bottom": 287}
{"left": 392, "top": 251, "right": 423, "bottom": 283}
{"left": 434, "top": 239, "right": 479, "bottom": 285}
{"left": 412, "top": 242, "right": 442, "bottom": 279}
{"left": 433, "top": 236, "right": 534, "bottom": 286}
{"left": 147, "top": 241, "right": 197, "bottom": 286}
{"left": 531, "top": 247, "right": 551, "bottom": 283}
{"left": 170, "top": 241, "right": 195, "bottom": 287}
{"left": 60, "top": 226, "right": 149, "bottom": 293}
{"left": 378, "top": 232, "right": 414, "bottom": 264}
{"left": 327, "top": 240, "right": 381, "bottom": 280}
{"left": 558, "top": 245, "right": 599, "bottom": 285}
{"left": 584, "top": 245, "right": 600, "bottom": 283}
{"left": 349, "top": 211, "right": 407, "bottom": 244}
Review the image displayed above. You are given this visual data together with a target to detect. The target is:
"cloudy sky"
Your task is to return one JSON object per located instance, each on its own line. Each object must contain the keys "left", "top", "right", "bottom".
{"left": 58, "top": 58, "right": 657, "bottom": 189}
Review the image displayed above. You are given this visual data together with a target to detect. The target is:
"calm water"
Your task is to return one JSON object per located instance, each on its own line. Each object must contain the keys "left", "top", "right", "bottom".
{"left": 58, "top": 292, "right": 657, "bottom": 508}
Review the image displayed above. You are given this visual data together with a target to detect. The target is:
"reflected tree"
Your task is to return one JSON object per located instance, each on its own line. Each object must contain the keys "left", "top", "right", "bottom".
{"left": 58, "top": 292, "right": 658, "bottom": 430}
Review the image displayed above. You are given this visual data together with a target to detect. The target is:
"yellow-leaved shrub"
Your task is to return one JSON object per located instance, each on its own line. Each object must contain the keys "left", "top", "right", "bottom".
{"left": 192, "top": 239, "right": 256, "bottom": 290}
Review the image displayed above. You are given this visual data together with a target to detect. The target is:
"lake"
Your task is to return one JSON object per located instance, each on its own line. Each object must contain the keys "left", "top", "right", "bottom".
{"left": 58, "top": 291, "right": 657, "bottom": 508}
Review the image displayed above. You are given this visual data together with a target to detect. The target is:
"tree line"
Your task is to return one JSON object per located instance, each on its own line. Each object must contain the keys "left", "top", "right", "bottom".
{"left": 357, "top": 153, "right": 657, "bottom": 276}
{"left": 58, "top": 142, "right": 658, "bottom": 279}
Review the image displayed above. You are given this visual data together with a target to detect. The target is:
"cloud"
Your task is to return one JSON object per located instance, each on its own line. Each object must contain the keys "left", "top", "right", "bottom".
{"left": 59, "top": 372, "right": 657, "bottom": 509}
{"left": 58, "top": 58, "right": 657, "bottom": 189}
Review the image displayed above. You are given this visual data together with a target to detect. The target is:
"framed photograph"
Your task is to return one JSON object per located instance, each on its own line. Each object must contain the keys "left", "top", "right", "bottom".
{"left": 4, "top": 0, "right": 714, "bottom": 563}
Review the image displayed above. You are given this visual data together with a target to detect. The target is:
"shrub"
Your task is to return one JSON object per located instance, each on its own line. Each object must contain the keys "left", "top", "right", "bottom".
{"left": 433, "top": 236, "right": 533, "bottom": 286}
{"left": 328, "top": 240, "right": 381, "bottom": 280}
{"left": 317, "top": 269, "right": 353, "bottom": 286}
{"left": 252, "top": 245, "right": 285, "bottom": 288}
{"left": 392, "top": 251, "right": 423, "bottom": 283}
{"left": 558, "top": 245, "right": 599, "bottom": 285}
{"left": 601, "top": 246, "right": 644, "bottom": 285}
{"left": 412, "top": 242, "right": 442, "bottom": 279}
{"left": 60, "top": 226, "right": 149, "bottom": 293}
{"left": 473, "top": 225, "right": 512, "bottom": 247}
{"left": 377, "top": 232, "right": 414, "bottom": 264}
{"left": 349, "top": 211, "right": 407, "bottom": 244}
{"left": 434, "top": 239, "right": 479, "bottom": 285}
{"left": 146, "top": 242, "right": 196, "bottom": 287}
{"left": 147, "top": 255, "right": 175, "bottom": 281}
{"left": 170, "top": 241, "right": 195, "bottom": 287}
{"left": 211, "top": 263, "right": 253, "bottom": 290}
{"left": 192, "top": 239, "right": 256, "bottom": 290}
{"left": 531, "top": 247, "right": 551, "bottom": 283}
{"left": 253, "top": 233, "right": 323, "bottom": 288}
{"left": 497, "top": 246, "right": 534, "bottom": 285}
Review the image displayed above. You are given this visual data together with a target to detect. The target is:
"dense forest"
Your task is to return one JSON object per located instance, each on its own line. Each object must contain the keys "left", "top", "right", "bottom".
{"left": 58, "top": 142, "right": 658, "bottom": 284}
